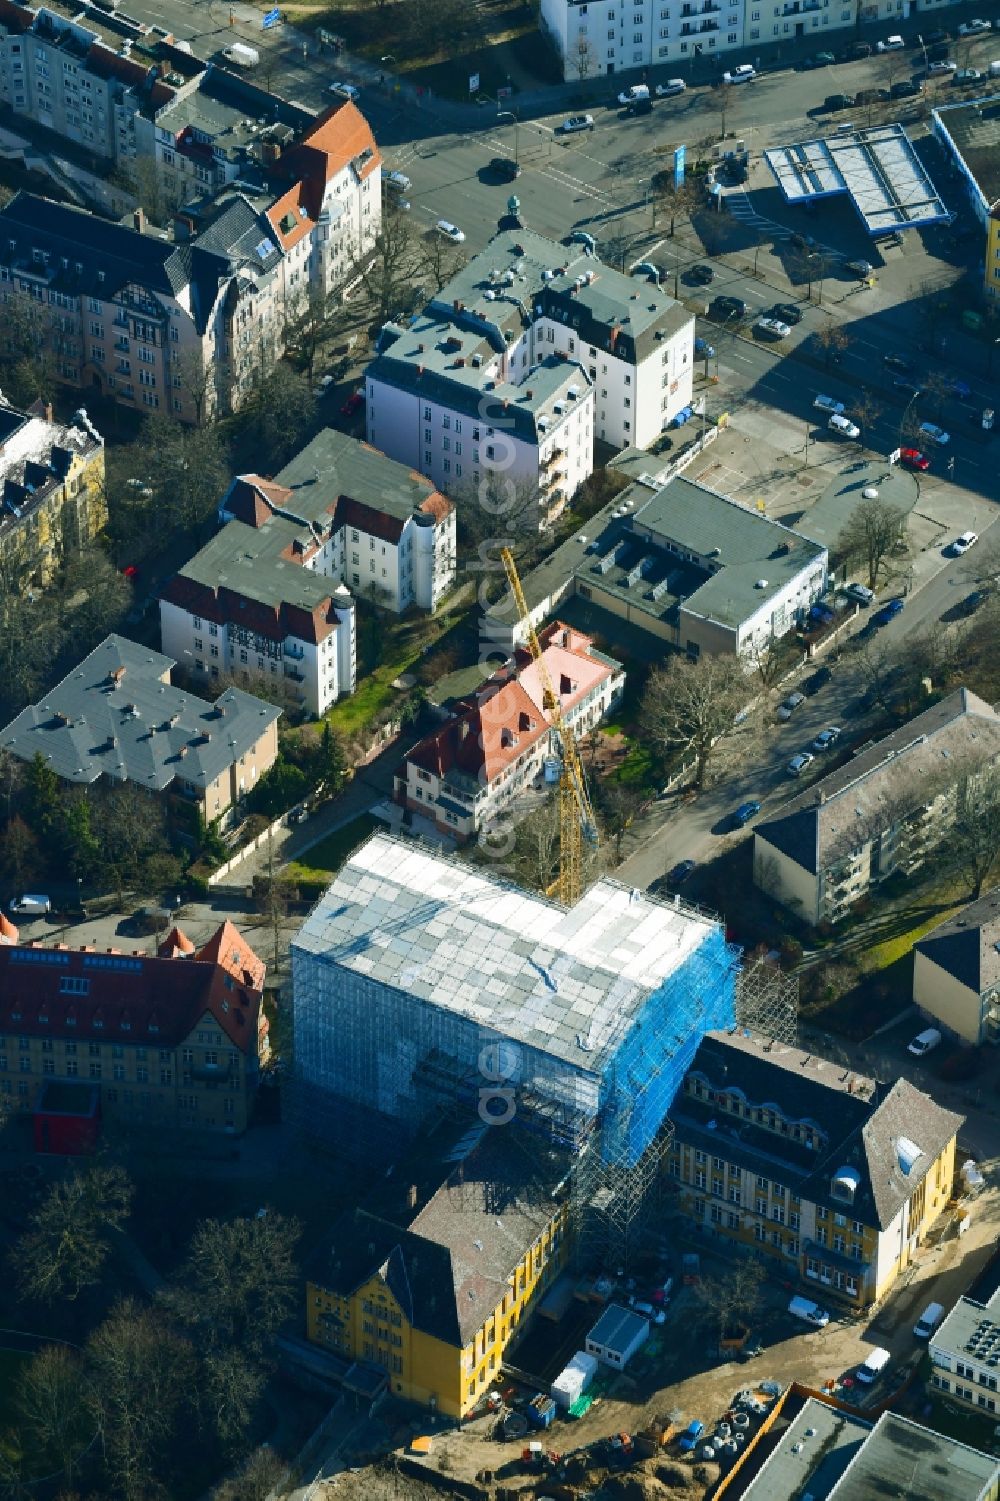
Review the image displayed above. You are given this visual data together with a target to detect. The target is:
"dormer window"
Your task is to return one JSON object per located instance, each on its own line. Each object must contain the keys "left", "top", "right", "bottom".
{"left": 831, "top": 1166, "right": 860, "bottom": 1203}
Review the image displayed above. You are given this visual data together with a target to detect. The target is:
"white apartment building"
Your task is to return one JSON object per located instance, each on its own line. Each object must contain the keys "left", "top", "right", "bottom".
{"left": 394, "top": 624, "right": 625, "bottom": 839}
{"left": 931, "top": 1280, "right": 1000, "bottom": 1419}
{"left": 540, "top": 0, "right": 952, "bottom": 80}
{"left": 367, "top": 230, "right": 692, "bottom": 512}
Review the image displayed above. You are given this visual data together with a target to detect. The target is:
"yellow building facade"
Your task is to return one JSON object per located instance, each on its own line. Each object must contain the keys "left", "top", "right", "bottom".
{"left": 987, "top": 207, "right": 1000, "bottom": 306}
{"left": 667, "top": 1031, "right": 961, "bottom": 1311}
{"left": 0, "top": 398, "right": 106, "bottom": 590}
{"left": 307, "top": 1130, "right": 572, "bottom": 1418}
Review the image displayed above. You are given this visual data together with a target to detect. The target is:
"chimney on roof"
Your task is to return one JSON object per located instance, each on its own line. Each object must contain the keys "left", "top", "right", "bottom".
{"left": 417, "top": 365, "right": 424, "bottom": 377}
{"left": 526, "top": 389, "right": 533, "bottom": 399}
{"left": 503, "top": 398, "right": 509, "bottom": 410}
{"left": 43, "top": 401, "right": 52, "bottom": 422}
{"left": 132, "top": 207, "right": 146, "bottom": 235}
{"left": 408, "top": 1184, "right": 418, "bottom": 1210}
{"left": 418, "top": 343, "right": 425, "bottom": 353}
{"left": 109, "top": 666, "right": 126, "bottom": 686}
{"left": 453, "top": 299, "right": 460, "bottom": 312}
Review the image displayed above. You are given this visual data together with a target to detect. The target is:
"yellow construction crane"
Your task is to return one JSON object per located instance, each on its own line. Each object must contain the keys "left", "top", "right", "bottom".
{"left": 501, "top": 547, "right": 599, "bottom": 906}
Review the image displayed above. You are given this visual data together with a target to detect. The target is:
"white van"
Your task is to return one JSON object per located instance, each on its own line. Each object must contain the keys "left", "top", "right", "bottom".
{"left": 914, "top": 1302, "right": 944, "bottom": 1340}
{"left": 856, "top": 1347, "right": 890, "bottom": 1383}
{"left": 222, "top": 42, "right": 260, "bottom": 68}
{"left": 788, "top": 1295, "right": 830, "bottom": 1328}
{"left": 9, "top": 894, "right": 51, "bottom": 916}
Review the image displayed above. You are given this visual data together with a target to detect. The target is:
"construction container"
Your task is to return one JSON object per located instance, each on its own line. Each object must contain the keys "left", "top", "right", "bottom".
{"left": 528, "top": 1393, "right": 556, "bottom": 1429}
{"left": 551, "top": 1350, "right": 598, "bottom": 1409}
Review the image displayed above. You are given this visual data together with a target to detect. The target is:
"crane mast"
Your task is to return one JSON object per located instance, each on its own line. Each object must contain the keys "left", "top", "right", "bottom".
{"left": 500, "top": 547, "right": 599, "bottom": 906}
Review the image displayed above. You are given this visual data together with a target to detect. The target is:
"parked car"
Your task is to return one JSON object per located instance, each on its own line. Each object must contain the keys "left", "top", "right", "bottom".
{"left": 777, "top": 691, "right": 806, "bottom": 721}
{"left": 617, "top": 83, "right": 650, "bottom": 104}
{"left": 9, "top": 894, "right": 51, "bottom": 916}
{"left": 723, "top": 63, "right": 756, "bottom": 83}
{"left": 655, "top": 78, "right": 686, "bottom": 96}
{"left": 876, "top": 33, "right": 905, "bottom": 50}
{"left": 847, "top": 258, "right": 874, "bottom": 277}
{"left": 898, "top": 447, "right": 929, "bottom": 471}
{"left": 694, "top": 336, "right": 716, "bottom": 358}
{"left": 803, "top": 50, "right": 836, "bottom": 67}
{"left": 384, "top": 169, "right": 412, "bottom": 192}
{"left": 770, "top": 302, "right": 803, "bottom": 325}
{"left": 891, "top": 77, "right": 922, "bottom": 97}
{"left": 813, "top": 394, "right": 845, "bottom": 415}
{"left": 812, "top": 726, "right": 842, "bottom": 752}
{"left": 667, "top": 859, "right": 697, "bottom": 885}
{"left": 435, "top": 219, "right": 465, "bottom": 242}
{"left": 802, "top": 665, "right": 833, "bottom": 694}
{"left": 919, "top": 421, "right": 950, "bottom": 445}
{"left": 950, "top": 530, "right": 978, "bottom": 555}
{"left": 710, "top": 294, "right": 749, "bottom": 320}
{"left": 489, "top": 156, "right": 521, "bottom": 180}
{"left": 789, "top": 1295, "right": 830, "bottom": 1327}
{"left": 678, "top": 1421, "right": 705, "bottom": 1453}
{"left": 686, "top": 263, "right": 715, "bottom": 284}
{"left": 942, "top": 589, "right": 985, "bottom": 621}
{"left": 340, "top": 389, "right": 364, "bottom": 417}
{"left": 732, "top": 800, "right": 762, "bottom": 828}
{"left": 787, "top": 751, "right": 815, "bottom": 777}
{"left": 824, "top": 93, "right": 855, "bottom": 110}
{"left": 329, "top": 81, "right": 360, "bottom": 100}
{"left": 908, "top": 1027, "right": 942, "bottom": 1055}
{"left": 809, "top": 602, "right": 835, "bottom": 625}
{"left": 874, "top": 597, "right": 904, "bottom": 625}
{"left": 856, "top": 1348, "right": 891, "bottom": 1385}
{"left": 844, "top": 581, "right": 876, "bottom": 605}
{"left": 926, "top": 59, "right": 957, "bottom": 74}
{"left": 893, "top": 377, "right": 924, "bottom": 397}
{"left": 845, "top": 40, "right": 872, "bottom": 58}
{"left": 923, "top": 28, "right": 949, "bottom": 45}
{"left": 958, "top": 18, "right": 990, "bottom": 35}
{"left": 954, "top": 67, "right": 982, "bottom": 82}
{"left": 947, "top": 378, "right": 972, "bottom": 399}
{"left": 856, "top": 87, "right": 890, "bottom": 105}
{"left": 790, "top": 231, "right": 816, "bottom": 251}
{"left": 756, "top": 316, "right": 791, "bottom": 339}
{"left": 829, "top": 413, "right": 860, "bottom": 439}
{"left": 627, "top": 95, "right": 653, "bottom": 115}
{"left": 560, "top": 114, "right": 594, "bottom": 133}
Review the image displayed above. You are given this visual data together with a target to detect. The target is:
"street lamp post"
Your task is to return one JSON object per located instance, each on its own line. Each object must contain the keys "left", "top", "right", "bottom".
{"left": 497, "top": 109, "right": 519, "bottom": 166}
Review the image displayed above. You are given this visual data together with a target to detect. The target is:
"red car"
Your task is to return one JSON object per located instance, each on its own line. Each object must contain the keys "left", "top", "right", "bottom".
{"left": 899, "top": 447, "right": 930, "bottom": 472}
{"left": 341, "top": 390, "right": 364, "bottom": 418}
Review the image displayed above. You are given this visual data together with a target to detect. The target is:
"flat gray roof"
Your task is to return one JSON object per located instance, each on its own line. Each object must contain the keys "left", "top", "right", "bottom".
{"left": 933, "top": 96, "right": 1000, "bottom": 210}
{"left": 829, "top": 1411, "right": 999, "bottom": 1501}
{"left": 178, "top": 516, "right": 340, "bottom": 613}
{"left": 587, "top": 1302, "right": 648, "bottom": 1353}
{"left": 741, "top": 1397, "right": 868, "bottom": 1501}
{"left": 0, "top": 634, "right": 280, "bottom": 791}
{"left": 765, "top": 124, "right": 949, "bottom": 234}
{"left": 293, "top": 832, "right": 719, "bottom": 1073}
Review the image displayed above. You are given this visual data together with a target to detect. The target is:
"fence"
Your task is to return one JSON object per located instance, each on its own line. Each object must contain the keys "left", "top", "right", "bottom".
{"left": 207, "top": 812, "right": 286, "bottom": 888}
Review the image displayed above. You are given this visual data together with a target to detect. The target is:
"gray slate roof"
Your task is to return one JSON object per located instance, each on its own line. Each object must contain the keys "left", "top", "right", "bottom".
{"left": 275, "top": 427, "right": 443, "bottom": 523}
{"left": 672, "top": 1030, "right": 962, "bottom": 1231}
{"left": 0, "top": 635, "right": 280, "bottom": 793}
{"left": 755, "top": 688, "right": 1000, "bottom": 875}
{"left": 915, "top": 887, "right": 1000, "bottom": 996}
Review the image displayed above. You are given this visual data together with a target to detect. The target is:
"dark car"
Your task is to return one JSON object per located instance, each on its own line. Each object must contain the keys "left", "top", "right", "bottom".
{"left": 891, "top": 77, "right": 921, "bottom": 98}
{"left": 710, "top": 294, "right": 749, "bottom": 320}
{"left": 733, "top": 800, "right": 762, "bottom": 828}
{"left": 803, "top": 50, "right": 836, "bottom": 68}
{"left": 341, "top": 390, "right": 364, "bottom": 417}
{"left": 489, "top": 156, "right": 521, "bottom": 181}
{"left": 923, "top": 27, "right": 949, "bottom": 44}
{"left": 802, "top": 665, "right": 833, "bottom": 695}
{"left": 667, "top": 860, "right": 697, "bottom": 885}
{"left": 927, "top": 40, "right": 951, "bottom": 60}
{"left": 627, "top": 95, "right": 653, "bottom": 115}
{"left": 824, "top": 93, "right": 855, "bottom": 110}
{"left": 874, "top": 597, "right": 904, "bottom": 626}
{"left": 771, "top": 301, "right": 803, "bottom": 325}
{"left": 789, "top": 231, "right": 816, "bottom": 251}
{"left": 856, "top": 87, "right": 890, "bottom": 105}
{"left": 942, "top": 590, "right": 985, "bottom": 622}
{"left": 846, "top": 39, "right": 872, "bottom": 58}
{"left": 883, "top": 353, "right": 913, "bottom": 374}
{"left": 809, "top": 603, "right": 835, "bottom": 626}
{"left": 686, "top": 263, "right": 715, "bottom": 284}
{"left": 893, "top": 377, "right": 924, "bottom": 397}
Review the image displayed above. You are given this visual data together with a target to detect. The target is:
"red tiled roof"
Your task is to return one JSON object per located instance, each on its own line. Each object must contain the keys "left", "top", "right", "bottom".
{"left": 0, "top": 912, "right": 18, "bottom": 944}
{"left": 0, "top": 921, "right": 266, "bottom": 1053}
{"left": 270, "top": 101, "right": 382, "bottom": 218}
{"left": 223, "top": 476, "right": 294, "bottom": 528}
{"left": 0, "top": 0, "right": 34, "bottom": 34}
{"left": 159, "top": 925, "right": 195, "bottom": 957}
{"left": 266, "top": 183, "right": 315, "bottom": 251}
{"left": 335, "top": 495, "right": 406, "bottom": 545}
{"left": 159, "top": 575, "right": 339, "bottom": 646}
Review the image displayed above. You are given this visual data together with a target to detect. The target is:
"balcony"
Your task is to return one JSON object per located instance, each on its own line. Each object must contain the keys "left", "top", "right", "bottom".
{"left": 190, "top": 1061, "right": 234, "bottom": 1082}
{"left": 284, "top": 666, "right": 305, "bottom": 683}
{"left": 284, "top": 643, "right": 305, "bottom": 660}
{"left": 783, "top": 0, "right": 822, "bottom": 11}
{"left": 114, "top": 338, "right": 129, "bottom": 352}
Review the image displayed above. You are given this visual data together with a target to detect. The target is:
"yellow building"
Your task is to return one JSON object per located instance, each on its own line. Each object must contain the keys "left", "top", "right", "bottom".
{"left": 667, "top": 1030, "right": 961, "bottom": 1311}
{"left": 986, "top": 204, "right": 1000, "bottom": 305}
{"left": 0, "top": 396, "right": 106, "bottom": 590}
{"left": 913, "top": 889, "right": 1000, "bottom": 1047}
{"left": 306, "top": 1126, "right": 571, "bottom": 1417}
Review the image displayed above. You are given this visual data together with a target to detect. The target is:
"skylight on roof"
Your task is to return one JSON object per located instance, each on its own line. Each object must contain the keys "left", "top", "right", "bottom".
{"left": 254, "top": 237, "right": 276, "bottom": 260}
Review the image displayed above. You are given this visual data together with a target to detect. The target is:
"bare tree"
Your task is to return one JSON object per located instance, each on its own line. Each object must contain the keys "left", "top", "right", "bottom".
{"left": 360, "top": 213, "right": 420, "bottom": 325}
{"left": 17, "top": 1344, "right": 92, "bottom": 1486}
{"left": 511, "top": 793, "right": 561, "bottom": 893}
{"left": 593, "top": 779, "right": 643, "bottom": 865}
{"left": 12, "top": 1163, "right": 134, "bottom": 1306}
{"left": 949, "top": 765, "right": 1000, "bottom": 899}
{"left": 282, "top": 287, "right": 346, "bottom": 385}
{"left": 692, "top": 1257, "right": 765, "bottom": 1345}
{"left": 716, "top": 80, "right": 733, "bottom": 139}
{"left": 847, "top": 389, "right": 882, "bottom": 450}
{"left": 419, "top": 228, "right": 467, "bottom": 294}
{"left": 835, "top": 494, "right": 908, "bottom": 589}
{"left": 650, "top": 172, "right": 700, "bottom": 237}
{"left": 573, "top": 36, "right": 600, "bottom": 79}
{"left": 162, "top": 1211, "right": 301, "bottom": 1355}
{"left": 814, "top": 323, "right": 849, "bottom": 368}
{"left": 210, "top": 1446, "right": 287, "bottom": 1501}
{"left": 640, "top": 654, "right": 755, "bottom": 789}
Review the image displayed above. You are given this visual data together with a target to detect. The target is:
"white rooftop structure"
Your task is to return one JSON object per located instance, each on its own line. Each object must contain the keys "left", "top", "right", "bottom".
{"left": 764, "top": 124, "right": 949, "bottom": 235}
{"left": 293, "top": 833, "right": 714, "bottom": 1070}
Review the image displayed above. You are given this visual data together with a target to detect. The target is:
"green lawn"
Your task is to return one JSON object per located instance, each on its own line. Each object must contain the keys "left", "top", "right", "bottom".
{"left": 861, "top": 905, "right": 964, "bottom": 973}
{"left": 287, "top": 813, "right": 381, "bottom": 878}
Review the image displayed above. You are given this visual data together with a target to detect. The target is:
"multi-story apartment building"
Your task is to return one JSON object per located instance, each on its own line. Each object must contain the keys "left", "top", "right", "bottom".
{"left": 0, "top": 634, "right": 280, "bottom": 823}
{"left": 931, "top": 98, "right": 1000, "bottom": 307}
{"left": 394, "top": 623, "right": 625, "bottom": 839}
{"left": 541, "top": 0, "right": 957, "bottom": 80}
{"left": 668, "top": 1029, "right": 961, "bottom": 1310}
{"left": 754, "top": 688, "right": 1000, "bottom": 928}
{"left": 160, "top": 430, "right": 455, "bottom": 716}
{"left": 367, "top": 228, "right": 693, "bottom": 508}
{"left": 930, "top": 1261, "right": 1000, "bottom": 1420}
{"left": 0, "top": 915, "right": 269, "bottom": 1135}
{"left": 0, "top": 395, "right": 105, "bottom": 589}
{"left": 913, "top": 889, "right": 1000, "bottom": 1047}
{"left": 306, "top": 1123, "right": 572, "bottom": 1418}
{"left": 0, "top": 0, "right": 173, "bottom": 168}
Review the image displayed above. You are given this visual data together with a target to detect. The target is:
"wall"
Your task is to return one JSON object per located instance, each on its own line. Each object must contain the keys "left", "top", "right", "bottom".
{"left": 912, "top": 950, "right": 982, "bottom": 1046}
{"left": 753, "top": 834, "right": 820, "bottom": 927}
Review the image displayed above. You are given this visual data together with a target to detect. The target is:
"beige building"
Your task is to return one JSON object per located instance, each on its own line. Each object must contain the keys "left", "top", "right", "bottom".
{"left": 668, "top": 1029, "right": 962, "bottom": 1311}
{"left": 0, "top": 395, "right": 105, "bottom": 589}
{"left": 0, "top": 915, "right": 269, "bottom": 1135}
{"left": 913, "top": 889, "right": 1000, "bottom": 1047}
{"left": 754, "top": 689, "right": 1000, "bottom": 928}
{"left": 0, "top": 634, "right": 280, "bottom": 824}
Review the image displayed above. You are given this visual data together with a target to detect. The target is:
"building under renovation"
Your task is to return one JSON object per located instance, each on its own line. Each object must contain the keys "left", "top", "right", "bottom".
{"left": 291, "top": 833, "right": 742, "bottom": 1266}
